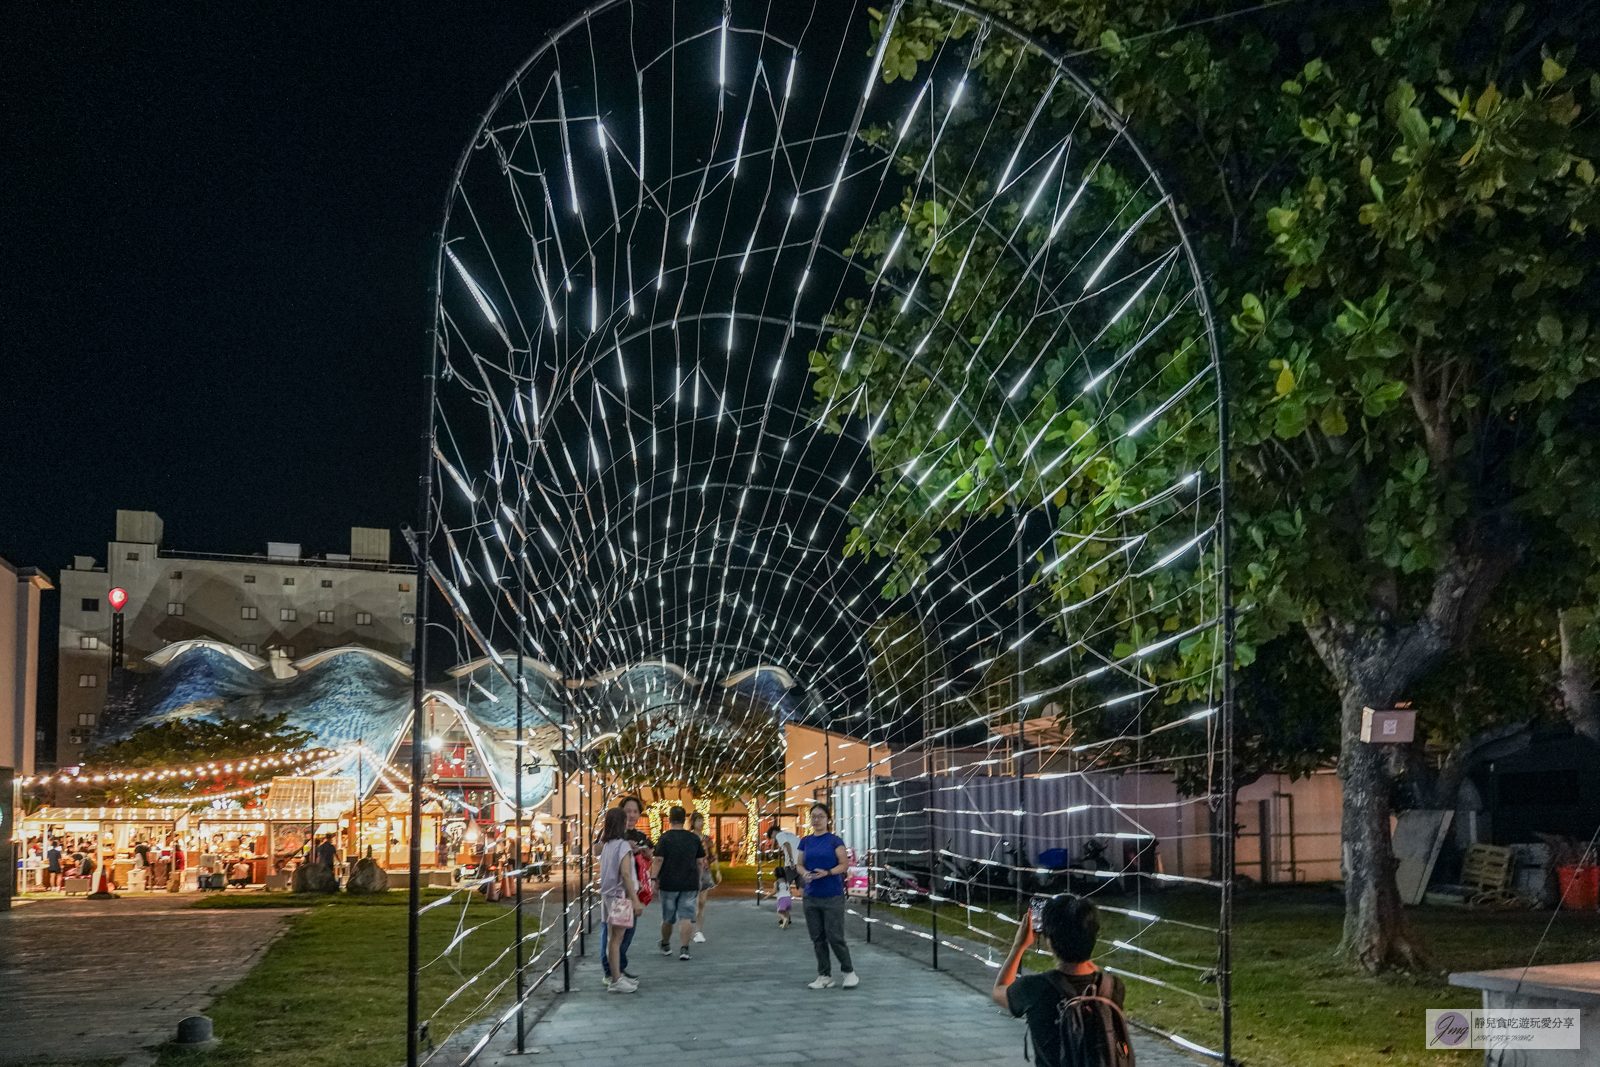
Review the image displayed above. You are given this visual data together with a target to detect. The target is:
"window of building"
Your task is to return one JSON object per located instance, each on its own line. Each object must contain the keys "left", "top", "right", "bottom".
{"left": 244, "top": 574, "right": 256, "bottom": 584}
{"left": 77, "top": 713, "right": 96, "bottom": 726}
{"left": 81, "top": 598, "right": 100, "bottom": 612}
{"left": 78, "top": 674, "right": 98, "bottom": 688}
{"left": 79, "top": 636, "right": 99, "bottom": 650}
{"left": 321, "top": 579, "right": 333, "bottom": 588}
{"left": 241, "top": 643, "right": 258, "bottom": 654}
{"left": 280, "top": 608, "right": 297, "bottom": 622}
{"left": 399, "top": 583, "right": 411, "bottom": 592}
{"left": 283, "top": 577, "right": 296, "bottom": 587}
{"left": 240, "top": 606, "right": 259, "bottom": 620}
{"left": 318, "top": 610, "right": 335, "bottom": 624}
{"left": 355, "top": 612, "right": 373, "bottom": 626}
{"left": 126, "top": 551, "right": 140, "bottom": 561}
{"left": 166, "top": 602, "right": 184, "bottom": 616}
{"left": 171, "top": 570, "right": 183, "bottom": 579}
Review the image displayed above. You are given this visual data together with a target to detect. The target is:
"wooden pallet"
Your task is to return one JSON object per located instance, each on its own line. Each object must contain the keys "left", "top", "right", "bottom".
{"left": 1460, "top": 844, "right": 1514, "bottom": 893}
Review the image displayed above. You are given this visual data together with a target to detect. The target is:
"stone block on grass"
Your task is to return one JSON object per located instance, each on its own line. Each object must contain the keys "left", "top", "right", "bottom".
{"left": 292, "top": 863, "right": 340, "bottom": 894}
{"left": 345, "top": 854, "right": 389, "bottom": 895}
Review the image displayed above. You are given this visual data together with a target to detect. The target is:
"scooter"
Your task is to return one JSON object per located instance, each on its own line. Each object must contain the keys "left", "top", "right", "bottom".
{"left": 877, "top": 863, "right": 929, "bottom": 905}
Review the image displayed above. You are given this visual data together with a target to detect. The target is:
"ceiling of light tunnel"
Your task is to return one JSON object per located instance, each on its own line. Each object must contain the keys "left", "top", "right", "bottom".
{"left": 423, "top": 0, "right": 1227, "bottom": 793}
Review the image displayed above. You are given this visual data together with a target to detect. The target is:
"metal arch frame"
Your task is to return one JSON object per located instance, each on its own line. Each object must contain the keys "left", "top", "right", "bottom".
{"left": 921, "top": 9, "right": 1234, "bottom": 1061}
{"left": 411, "top": 2, "right": 1234, "bottom": 1064}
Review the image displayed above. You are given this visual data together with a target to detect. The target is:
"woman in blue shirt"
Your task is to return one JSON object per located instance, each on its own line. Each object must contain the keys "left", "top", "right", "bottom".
{"left": 797, "top": 802, "right": 858, "bottom": 989}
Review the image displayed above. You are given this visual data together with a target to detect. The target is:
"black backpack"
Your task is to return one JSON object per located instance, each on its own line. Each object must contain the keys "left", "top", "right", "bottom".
{"left": 1025, "top": 971, "right": 1136, "bottom": 1067}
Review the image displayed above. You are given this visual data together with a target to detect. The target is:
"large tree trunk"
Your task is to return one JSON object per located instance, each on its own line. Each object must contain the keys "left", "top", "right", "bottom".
{"left": 1311, "top": 636, "right": 1434, "bottom": 972}
{"left": 1558, "top": 609, "right": 1600, "bottom": 744}
{"left": 1303, "top": 546, "right": 1514, "bottom": 973}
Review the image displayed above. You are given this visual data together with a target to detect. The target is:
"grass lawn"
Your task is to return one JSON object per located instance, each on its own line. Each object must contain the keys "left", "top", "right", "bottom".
{"left": 155, "top": 888, "right": 554, "bottom": 1067}
{"left": 887, "top": 884, "right": 1600, "bottom": 1067}
{"left": 713, "top": 863, "right": 763, "bottom": 894}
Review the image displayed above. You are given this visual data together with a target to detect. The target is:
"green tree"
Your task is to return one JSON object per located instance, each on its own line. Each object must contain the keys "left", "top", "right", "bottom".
{"left": 819, "top": 0, "right": 1600, "bottom": 972}
{"left": 82, "top": 713, "right": 315, "bottom": 807}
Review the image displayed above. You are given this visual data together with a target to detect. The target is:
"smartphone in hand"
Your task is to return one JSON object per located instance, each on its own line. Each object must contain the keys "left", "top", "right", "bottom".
{"left": 1029, "top": 895, "right": 1047, "bottom": 932}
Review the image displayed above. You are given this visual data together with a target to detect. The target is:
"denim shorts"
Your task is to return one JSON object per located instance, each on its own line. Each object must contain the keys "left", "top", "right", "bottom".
{"left": 659, "top": 889, "right": 697, "bottom": 924}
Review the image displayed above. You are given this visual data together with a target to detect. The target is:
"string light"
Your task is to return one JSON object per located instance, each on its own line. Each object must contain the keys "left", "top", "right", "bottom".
{"left": 21, "top": 748, "right": 336, "bottom": 787}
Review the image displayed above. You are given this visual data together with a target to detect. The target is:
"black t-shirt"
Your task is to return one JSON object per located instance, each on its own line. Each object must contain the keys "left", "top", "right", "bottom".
{"left": 653, "top": 828, "right": 705, "bottom": 892}
{"left": 1006, "top": 969, "right": 1125, "bottom": 1067}
{"left": 625, "top": 828, "right": 654, "bottom": 851}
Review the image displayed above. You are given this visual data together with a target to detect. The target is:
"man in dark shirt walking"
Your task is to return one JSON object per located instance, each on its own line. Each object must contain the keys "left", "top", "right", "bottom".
{"left": 649, "top": 806, "right": 705, "bottom": 960}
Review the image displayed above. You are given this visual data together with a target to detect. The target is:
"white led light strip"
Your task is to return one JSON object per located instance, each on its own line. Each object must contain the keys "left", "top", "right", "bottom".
{"left": 422, "top": 2, "right": 1232, "bottom": 1060}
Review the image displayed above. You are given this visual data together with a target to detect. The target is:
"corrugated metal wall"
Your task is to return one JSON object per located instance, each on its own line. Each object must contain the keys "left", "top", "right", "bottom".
{"left": 836, "top": 770, "right": 1343, "bottom": 882}
{"left": 835, "top": 773, "right": 1209, "bottom": 867}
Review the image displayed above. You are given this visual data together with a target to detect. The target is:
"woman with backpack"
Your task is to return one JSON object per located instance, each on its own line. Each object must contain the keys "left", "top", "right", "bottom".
{"left": 991, "top": 894, "right": 1134, "bottom": 1067}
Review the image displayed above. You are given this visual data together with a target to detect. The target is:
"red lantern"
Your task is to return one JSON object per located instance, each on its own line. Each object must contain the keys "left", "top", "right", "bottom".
{"left": 108, "top": 588, "right": 129, "bottom": 612}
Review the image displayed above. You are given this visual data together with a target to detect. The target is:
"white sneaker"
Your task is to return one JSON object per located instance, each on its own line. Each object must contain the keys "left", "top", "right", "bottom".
{"left": 842, "top": 971, "right": 859, "bottom": 988}
{"left": 807, "top": 975, "right": 836, "bottom": 990}
{"left": 692, "top": 931, "right": 706, "bottom": 943}
{"left": 609, "top": 977, "right": 638, "bottom": 994}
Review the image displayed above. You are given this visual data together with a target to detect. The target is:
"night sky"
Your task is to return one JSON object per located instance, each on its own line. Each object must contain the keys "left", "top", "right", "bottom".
{"left": 1, "top": 2, "right": 589, "bottom": 729}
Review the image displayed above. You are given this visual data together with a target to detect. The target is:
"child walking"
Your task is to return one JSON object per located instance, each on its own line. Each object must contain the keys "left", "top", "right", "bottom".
{"left": 775, "top": 865, "right": 794, "bottom": 928}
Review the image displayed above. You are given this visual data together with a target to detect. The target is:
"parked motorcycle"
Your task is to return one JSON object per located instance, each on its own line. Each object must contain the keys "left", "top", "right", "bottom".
{"left": 876, "top": 863, "right": 929, "bottom": 905}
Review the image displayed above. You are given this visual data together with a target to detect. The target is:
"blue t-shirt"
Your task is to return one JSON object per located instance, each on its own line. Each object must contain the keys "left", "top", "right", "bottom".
{"left": 799, "top": 833, "right": 846, "bottom": 897}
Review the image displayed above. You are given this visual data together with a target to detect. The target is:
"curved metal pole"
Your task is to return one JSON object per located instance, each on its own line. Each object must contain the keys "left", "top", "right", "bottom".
{"left": 560, "top": 754, "right": 570, "bottom": 993}
{"left": 407, "top": 325, "right": 437, "bottom": 1067}
{"left": 514, "top": 544, "right": 527, "bottom": 1053}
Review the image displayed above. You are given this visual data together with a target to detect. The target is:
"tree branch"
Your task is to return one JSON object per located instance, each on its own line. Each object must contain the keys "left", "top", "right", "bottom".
{"left": 1408, "top": 351, "right": 1451, "bottom": 469}
{"left": 1558, "top": 609, "right": 1600, "bottom": 744}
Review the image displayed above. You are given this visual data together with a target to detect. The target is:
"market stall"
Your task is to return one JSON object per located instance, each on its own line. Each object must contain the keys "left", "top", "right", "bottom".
{"left": 21, "top": 807, "right": 185, "bottom": 893}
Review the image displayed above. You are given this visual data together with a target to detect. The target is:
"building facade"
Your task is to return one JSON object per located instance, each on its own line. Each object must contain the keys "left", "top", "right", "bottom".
{"left": 1, "top": 556, "right": 53, "bottom": 775}
{"left": 56, "top": 510, "right": 416, "bottom": 767}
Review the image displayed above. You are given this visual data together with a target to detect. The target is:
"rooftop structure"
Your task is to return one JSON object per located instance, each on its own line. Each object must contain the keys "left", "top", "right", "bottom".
{"left": 55, "top": 510, "right": 415, "bottom": 767}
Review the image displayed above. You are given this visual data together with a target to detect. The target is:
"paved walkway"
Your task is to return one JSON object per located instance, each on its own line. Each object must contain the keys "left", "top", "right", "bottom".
{"left": 0, "top": 895, "right": 302, "bottom": 1066}
{"left": 471, "top": 897, "right": 1201, "bottom": 1067}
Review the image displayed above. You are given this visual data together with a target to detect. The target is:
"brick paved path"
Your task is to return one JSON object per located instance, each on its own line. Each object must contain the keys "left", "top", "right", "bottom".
{"left": 0, "top": 896, "right": 302, "bottom": 1065}
{"left": 469, "top": 896, "right": 1203, "bottom": 1067}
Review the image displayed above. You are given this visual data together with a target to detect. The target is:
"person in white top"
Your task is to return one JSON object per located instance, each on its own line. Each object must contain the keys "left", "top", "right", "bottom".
{"left": 598, "top": 807, "right": 645, "bottom": 993}
{"left": 766, "top": 825, "right": 800, "bottom": 883}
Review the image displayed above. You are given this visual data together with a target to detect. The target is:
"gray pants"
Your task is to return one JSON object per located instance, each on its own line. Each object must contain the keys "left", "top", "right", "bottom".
{"left": 802, "top": 893, "right": 854, "bottom": 976}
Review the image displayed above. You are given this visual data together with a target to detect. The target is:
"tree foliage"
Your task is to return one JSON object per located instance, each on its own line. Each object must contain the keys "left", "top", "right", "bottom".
{"left": 811, "top": 6, "right": 1230, "bottom": 783}
{"left": 817, "top": 0, "right": 1600, "bottom": 972}
{"left": 81, "top": 713, "right": 315, "bottom": 807}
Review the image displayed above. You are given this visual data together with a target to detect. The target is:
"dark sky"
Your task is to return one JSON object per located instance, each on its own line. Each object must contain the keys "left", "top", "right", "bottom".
{"left": 2, "top": 2, "right": 594, "bottom": 572}
{"left": 1, "top": 2, "right": 588, "bottom": 735}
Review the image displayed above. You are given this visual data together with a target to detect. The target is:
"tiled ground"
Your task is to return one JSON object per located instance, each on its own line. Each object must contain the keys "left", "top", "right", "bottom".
{"left": 0, "top": 895, "right": 301, "bottom": 1065}
{"left": 469, "top": 896, "right": 1203, "bottom": 1067}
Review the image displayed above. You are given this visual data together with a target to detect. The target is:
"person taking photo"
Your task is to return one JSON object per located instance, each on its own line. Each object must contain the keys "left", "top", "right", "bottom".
{"left": 991, "top": 894, "right": 1133, "bottom": 1067}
